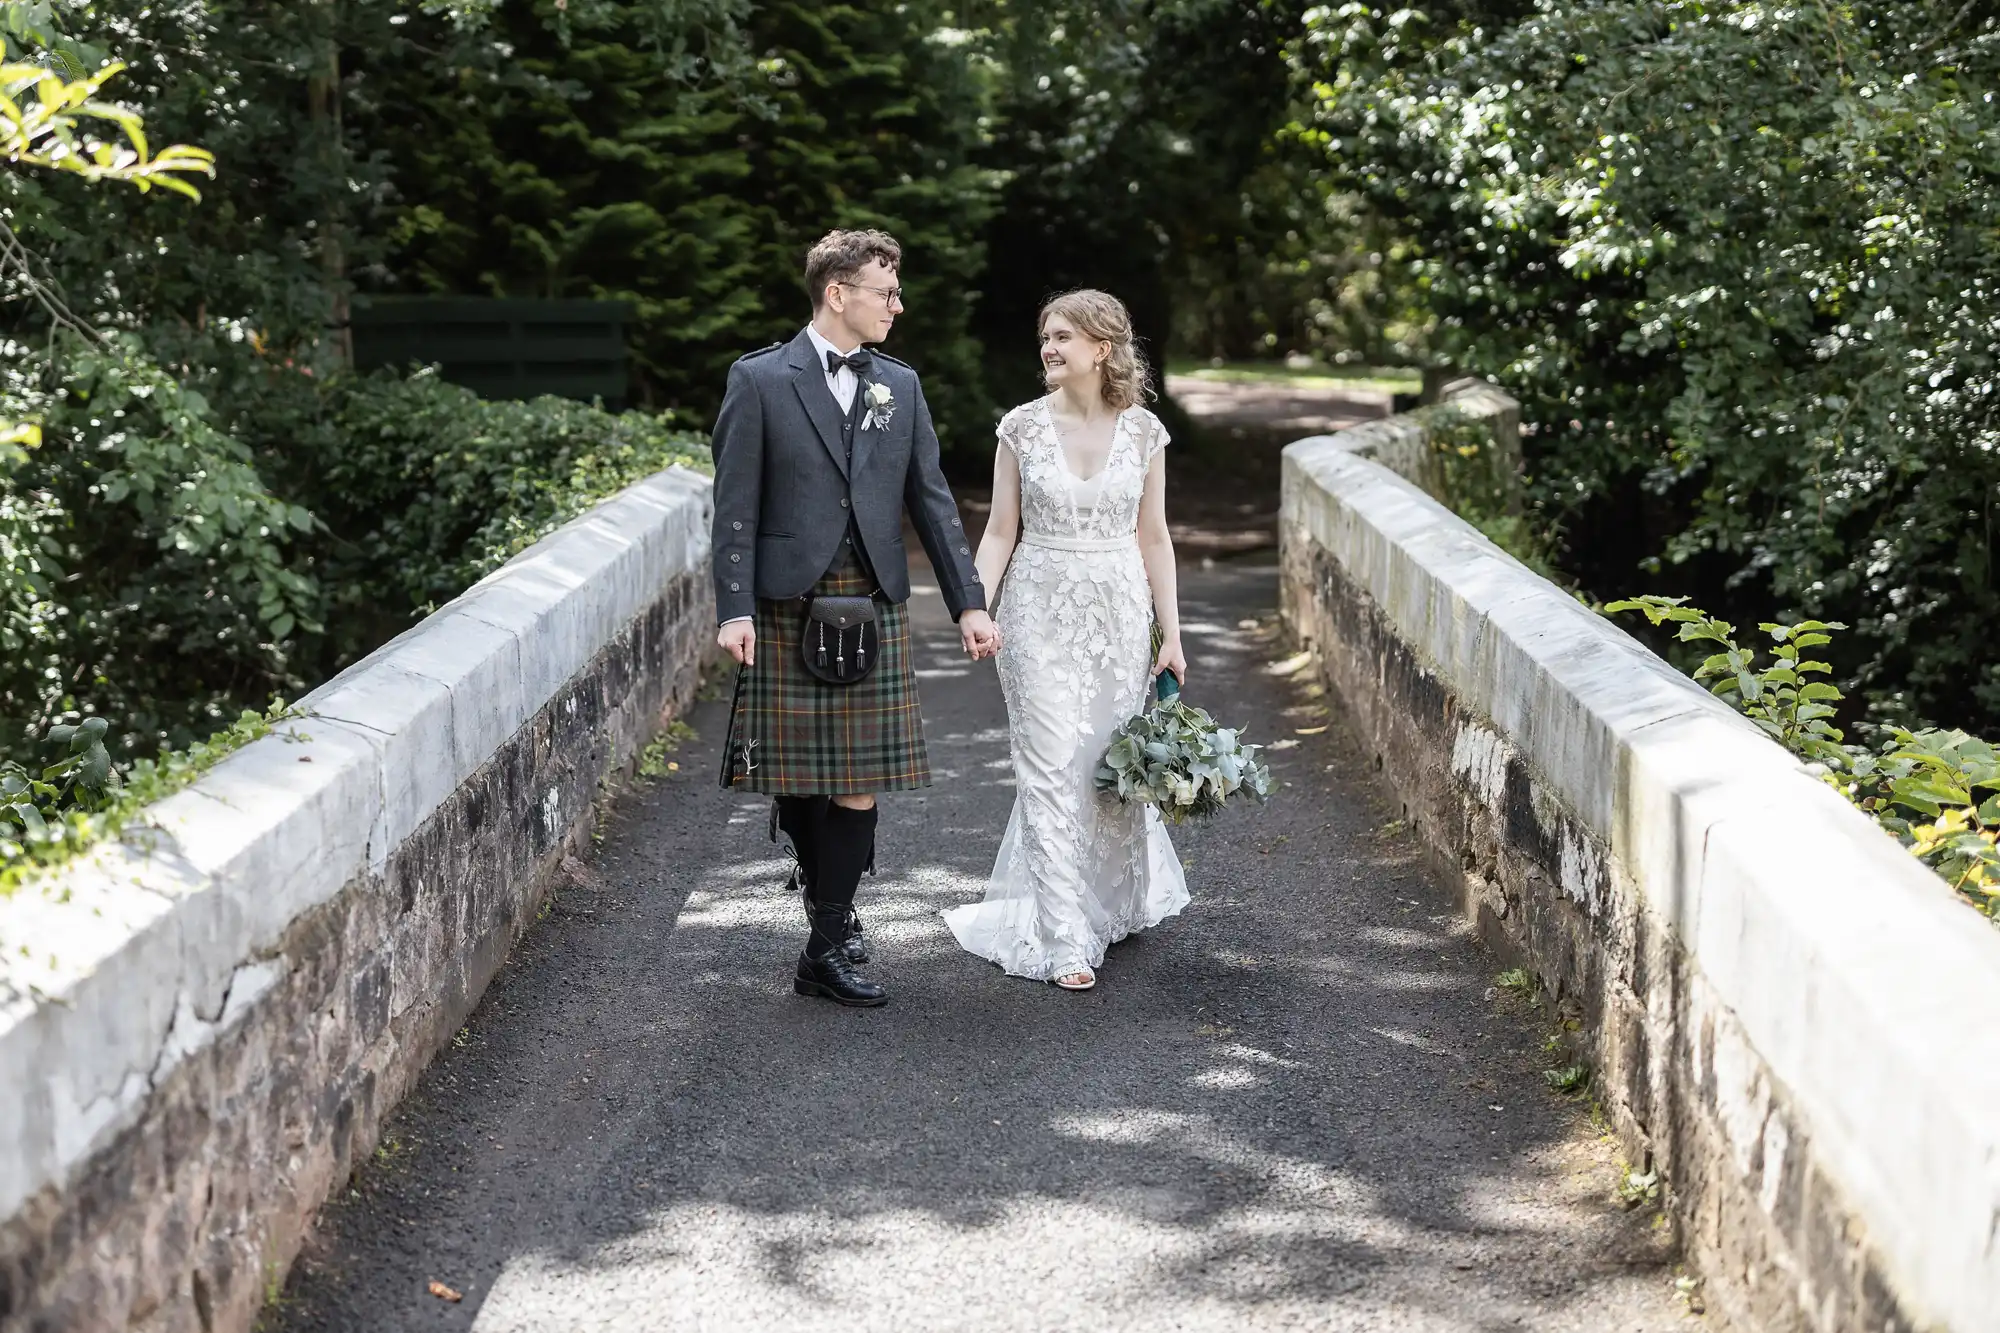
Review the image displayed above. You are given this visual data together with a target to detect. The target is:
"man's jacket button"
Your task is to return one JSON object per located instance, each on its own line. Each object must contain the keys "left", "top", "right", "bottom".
{"left": 732, "top": 520, "right": 743, "bottom": 530}
{"left": 729, "top": 553, "right": 740, "bottom": 562}
{"left": 840, "top": 497, "right": 850, "bottom": 508}
{"left": 729, "top": 581, "right": 741, "bottom": 591}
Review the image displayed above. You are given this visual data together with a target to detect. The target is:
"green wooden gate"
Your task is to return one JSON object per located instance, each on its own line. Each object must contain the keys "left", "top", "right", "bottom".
{"left": 351, "top": 297, "right": 633, "bottom": 409}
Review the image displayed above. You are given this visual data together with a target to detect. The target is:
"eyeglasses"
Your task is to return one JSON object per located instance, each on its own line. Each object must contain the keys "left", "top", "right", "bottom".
{"left": 838, "top": 280, "right": 904, "bottom": 305}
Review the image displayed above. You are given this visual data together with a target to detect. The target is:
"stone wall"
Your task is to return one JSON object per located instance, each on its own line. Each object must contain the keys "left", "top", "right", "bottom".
{"left": 0, "top": 468, "right": 715, "bottom": 1333}
{"left": 1279, "top": 392, "right": 2000, "bottom": 1333}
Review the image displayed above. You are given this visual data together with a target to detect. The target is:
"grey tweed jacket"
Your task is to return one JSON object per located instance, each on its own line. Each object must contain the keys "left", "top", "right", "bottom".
{"left": 709, "top": 327, "right": 986, "bottom": 624}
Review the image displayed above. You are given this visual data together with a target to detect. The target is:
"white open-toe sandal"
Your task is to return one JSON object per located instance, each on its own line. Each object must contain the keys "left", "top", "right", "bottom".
{"left": 1054, "top": 969, "right": 1096, "bottom": 991}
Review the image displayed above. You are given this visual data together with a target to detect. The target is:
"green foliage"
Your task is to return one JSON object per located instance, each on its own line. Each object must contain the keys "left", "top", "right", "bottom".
{"left": 0, "top": 333, "right": 323, "bottom": 760}
{"left": 1095, "top": 693, "right": 1273, "bottom": 823}
{"left": 1609, "top": 597, "right": 2000, "bottom": 920}
{"left": 266, "top": 369, "right": 709, "bottom": 638}
{"left": 0, "top": 714, "right": 110, "bottom": 855}
{"left": 364, "top": 0, "right": 998, "bottom": 444}
{"left": 1, "top": 337, "right": 704, "bottom": 763}
{"left": 1425, "top": 407, "right": 1561, "bottom": 581}
{"left": 1841, "top": 730, "right": 2000, "bottom": 916}
{"left": 1543, "top": 1062, "right": 1590, "bottom": 1095}
{"left": 1606, "top": 597, "right": 1849, "bottom": 767}
{"left": 0, "top": 700, "right": 296, "bottom": 895}
{"left": 970, "top": 0, "right": 1322, "bottom": 412}
{"left": 0, "top": 58, "right": 215, "bottom": 197}
{"left": 0, "top": 362, "right": 706, "bottom": 884}
{"left": 1618, "top": 1165, "right": 1662, "bottom": 1210}
{"left": 635, "top": 718, "right": 695, "bottom": 779}
{"left": 1293, "top": 1, "right": 2000, "bottom": 734}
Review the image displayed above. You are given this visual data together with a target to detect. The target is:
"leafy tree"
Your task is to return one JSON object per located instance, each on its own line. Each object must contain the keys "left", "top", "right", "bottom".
{"left": 362, "top": 0, "right": 998, "bottom": 443}
{"left": 0, "top": 3, "right": 309, "bottom": 763}
{"left": 972, "top": 0, "right": 1312, "bottom": 410}
{"left": 0, "top": 0, "right": 720, "bottom": 766}
{"left": 1293, "top": 0, "right": 2000, "bottom": 731}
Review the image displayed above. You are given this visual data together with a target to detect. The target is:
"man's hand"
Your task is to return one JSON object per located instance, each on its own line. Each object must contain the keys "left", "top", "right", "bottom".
{"left": 719, "top": 619, "right": 756, "bottom": 667}
{"left": 958, "top": 609, "right": 1001, "bottom": 660}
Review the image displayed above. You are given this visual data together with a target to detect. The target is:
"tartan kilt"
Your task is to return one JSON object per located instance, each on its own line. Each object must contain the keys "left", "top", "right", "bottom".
{"left": 720, "top": 551, "right": 930, "bottom": 795}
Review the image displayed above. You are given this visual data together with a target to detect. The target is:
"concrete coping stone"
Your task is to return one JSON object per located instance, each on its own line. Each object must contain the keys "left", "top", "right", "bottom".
{"left": 1283, "top": 397, "right": 2000, "bottom": 1329}
{"left": 0, "top": 465, "right": 715, "bottom": 1228}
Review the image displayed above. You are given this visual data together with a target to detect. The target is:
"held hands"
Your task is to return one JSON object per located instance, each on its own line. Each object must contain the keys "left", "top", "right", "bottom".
{"left": 718, "top": 620, "right": 756, "bottom": 667}
{"left": 725, "top": 615, "right": 993, "bottom": 667}
{"left": 959, "top": 608, "right": 1002, "bottom": 660}
{"left": 1152, "top": 634, "right": 1188, "bottom": 687}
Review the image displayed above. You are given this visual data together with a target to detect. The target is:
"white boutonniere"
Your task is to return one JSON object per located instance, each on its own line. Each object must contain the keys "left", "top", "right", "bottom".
{"left": 862, "top": 379, "right": 896, "bottom": 432}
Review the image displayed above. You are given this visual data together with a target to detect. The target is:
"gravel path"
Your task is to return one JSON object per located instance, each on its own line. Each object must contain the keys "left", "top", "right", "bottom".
{"left": 273, "top": 557, "right": 1694, "bottom": 1332}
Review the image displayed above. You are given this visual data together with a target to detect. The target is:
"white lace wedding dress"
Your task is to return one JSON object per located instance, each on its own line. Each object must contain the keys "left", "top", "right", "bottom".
{"left": 943, "top": 398, "right": 1189, "bottom": 980}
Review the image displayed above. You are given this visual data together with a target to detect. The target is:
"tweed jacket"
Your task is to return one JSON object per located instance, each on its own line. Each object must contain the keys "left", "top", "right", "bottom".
{"left": 709, "top": 327, "right": 986, "bottom": 624}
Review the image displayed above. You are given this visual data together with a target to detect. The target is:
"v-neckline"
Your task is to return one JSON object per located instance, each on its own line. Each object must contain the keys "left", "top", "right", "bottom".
{"left": 1041, "top": 398, "right": 1127, "bottom": 484}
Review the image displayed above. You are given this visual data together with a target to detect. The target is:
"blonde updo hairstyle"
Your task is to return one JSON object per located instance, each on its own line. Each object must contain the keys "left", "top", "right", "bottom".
{"left": 1039, "top": 289, "right": 1153, "bottom": 412}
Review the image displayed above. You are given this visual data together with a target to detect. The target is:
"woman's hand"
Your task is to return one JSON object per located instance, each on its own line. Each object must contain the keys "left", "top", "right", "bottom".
{"left": 959, "top": 608, "right": 1002, "bottom": 660}
{"left": 1152, "top": 634, "right": 1187, "bottom": 686}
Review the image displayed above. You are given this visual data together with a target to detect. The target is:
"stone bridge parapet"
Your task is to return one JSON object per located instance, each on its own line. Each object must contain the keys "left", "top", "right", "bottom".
{"left": 1280, "top": 384, "right": 2000, "bottom": 1333}
{"left": 0, "top": 468, "right": 715, "bottom": 1332}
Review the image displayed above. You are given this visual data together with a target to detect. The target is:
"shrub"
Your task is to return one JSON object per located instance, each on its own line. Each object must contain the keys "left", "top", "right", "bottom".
{"left": 1608, "top": 596, "right": 1999, "bottom": 921}
{"left": 1295, "top": 1, "right": 2000, "bottom": 734}
{"left": 1, "top": 357, "right": 710, "bottom": 894}
{"left": 0, "top": 335, "right": 323, "bottom": 764}
{"left": 1, "top": 700, "right": 297, "bottom": 898}
{"left": 260, "top": 368, "right": 710, "bottom": 657}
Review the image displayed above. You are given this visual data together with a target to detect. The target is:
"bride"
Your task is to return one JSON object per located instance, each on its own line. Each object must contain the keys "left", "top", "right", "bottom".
{"left": 944, "top": 289, "right": 1190, "bottom": 990}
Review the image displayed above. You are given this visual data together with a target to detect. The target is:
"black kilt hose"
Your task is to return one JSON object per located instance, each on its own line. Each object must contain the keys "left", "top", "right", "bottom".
{"left": 723, "top": 550, "right": 930, "bottom": 795}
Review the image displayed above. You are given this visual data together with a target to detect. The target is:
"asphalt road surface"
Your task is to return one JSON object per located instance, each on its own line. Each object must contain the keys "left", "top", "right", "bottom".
{"left": 274, "top": 555, "right": 1693, "bottom": 1333}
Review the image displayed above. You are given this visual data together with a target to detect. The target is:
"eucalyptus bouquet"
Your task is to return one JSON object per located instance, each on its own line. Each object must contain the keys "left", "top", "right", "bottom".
{"left": 1095, "top": 676, "right": 1273, "bottom": 824}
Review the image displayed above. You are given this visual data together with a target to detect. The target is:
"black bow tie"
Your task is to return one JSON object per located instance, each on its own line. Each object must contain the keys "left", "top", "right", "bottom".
{"left": 825, "top": 348, "right": 873, "bottom": 376}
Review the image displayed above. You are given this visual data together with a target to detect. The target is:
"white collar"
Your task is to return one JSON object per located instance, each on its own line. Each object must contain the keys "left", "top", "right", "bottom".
{"left": 805, "top": 323, "right": 862, "bottom": 365}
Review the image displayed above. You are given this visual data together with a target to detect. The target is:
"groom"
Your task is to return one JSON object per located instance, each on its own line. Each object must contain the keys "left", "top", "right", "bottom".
{"left": 711, "top": 229, "right": 999, "bottom": 1007}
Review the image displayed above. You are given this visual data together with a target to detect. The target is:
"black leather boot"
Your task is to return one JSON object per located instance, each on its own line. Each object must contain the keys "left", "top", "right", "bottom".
{"left": 841, "top": 905, "right": 869, "bottom": 965}
{"left": 794, "top": 907, "right": 887, "bottom": 1006}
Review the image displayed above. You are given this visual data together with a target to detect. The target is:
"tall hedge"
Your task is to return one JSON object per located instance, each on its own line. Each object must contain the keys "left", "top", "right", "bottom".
{"left": 361, "top": 0, "right": 997, "bottom": 444}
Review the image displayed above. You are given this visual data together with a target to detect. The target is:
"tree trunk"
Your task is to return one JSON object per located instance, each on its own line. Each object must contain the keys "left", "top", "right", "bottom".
{"left": 307, "top": 9, "right": 350, "bottom": 368}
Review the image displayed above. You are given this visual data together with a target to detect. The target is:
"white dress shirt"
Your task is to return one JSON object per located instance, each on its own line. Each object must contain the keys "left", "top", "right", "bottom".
{"left": 719, "top": 326, "right": 863, "bottom": 629}
{"left": 806, "top": 322, "right": 862, "bottom": 414}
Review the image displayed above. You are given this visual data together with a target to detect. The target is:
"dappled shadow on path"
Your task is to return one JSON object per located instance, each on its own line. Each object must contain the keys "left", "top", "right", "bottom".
{"left": 273, "top": 559, "right": 1685, "bottom": 1333}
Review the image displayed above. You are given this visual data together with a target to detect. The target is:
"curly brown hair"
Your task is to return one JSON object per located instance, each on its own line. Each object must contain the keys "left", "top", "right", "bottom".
{"left": 804, "top": 229, "right": 903, "bottom": 309}
{"left": 1039, "top": 289, "right": 1153, "bottom": 411}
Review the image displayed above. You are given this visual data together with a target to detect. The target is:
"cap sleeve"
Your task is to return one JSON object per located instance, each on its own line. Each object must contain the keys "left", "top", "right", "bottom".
{"left": 996, "top": 404, "right": 1028, "bottom": 457}
{"left": 1143, "top": 408, "right": 1170, "bottom": 463}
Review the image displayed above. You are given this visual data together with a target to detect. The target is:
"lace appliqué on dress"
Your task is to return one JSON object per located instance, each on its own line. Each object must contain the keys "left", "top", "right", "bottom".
{"left": 943, "top": 401, "right": 1187, "bottom": 980}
